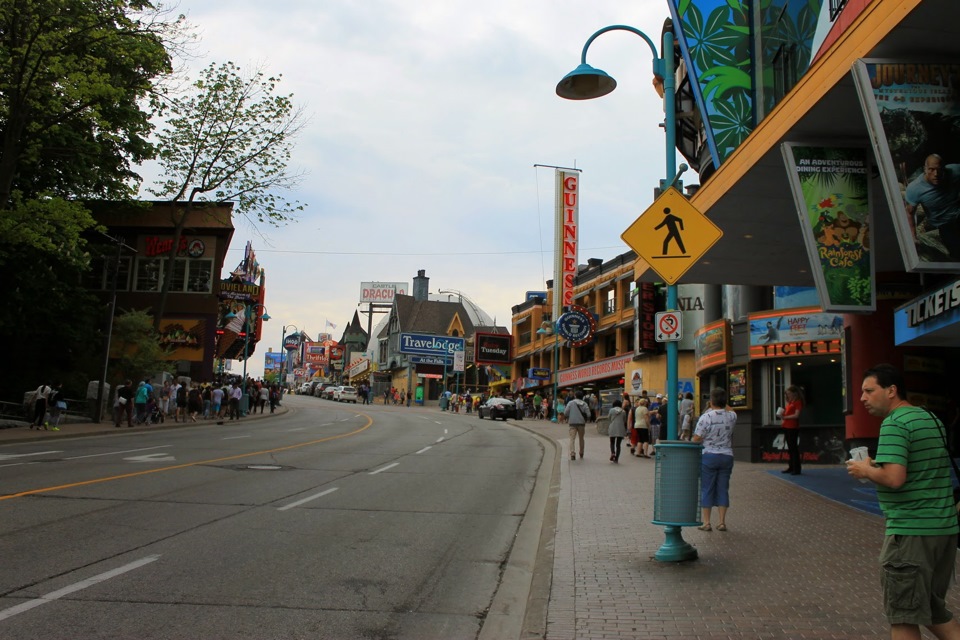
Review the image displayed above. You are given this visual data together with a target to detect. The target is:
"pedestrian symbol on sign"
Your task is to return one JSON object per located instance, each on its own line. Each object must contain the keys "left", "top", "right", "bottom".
{"left": 654, "top": 207, "right": 686, "bottom": 256}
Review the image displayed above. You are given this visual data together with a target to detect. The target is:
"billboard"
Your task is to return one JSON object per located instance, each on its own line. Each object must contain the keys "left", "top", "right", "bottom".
{"left": 781, "top": 143, "right": 875, "bottom": 312}
{"left": 852, "top": 60, "right": 960, "bottom": 272}
{"left": 398, "top": 333, "right": 464, "bottom": 357}
{"left": 264, "top": 352, "right": 282, "bottom": 372}
{"left": 474, "top": 332, "right": 511, "bottom": 365}
{"left": 359, "top": 281, "right": 409, "bottom": 304}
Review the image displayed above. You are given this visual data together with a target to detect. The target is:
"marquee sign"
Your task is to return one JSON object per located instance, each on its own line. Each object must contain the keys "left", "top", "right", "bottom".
{"left": 474, "top": 332, "right": 511, "bottom": 364}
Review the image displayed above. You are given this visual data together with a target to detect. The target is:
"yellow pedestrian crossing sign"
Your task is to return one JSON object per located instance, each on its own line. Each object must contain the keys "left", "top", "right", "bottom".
{"left": 621, "top": 187, "right": 722, "bottom": 285}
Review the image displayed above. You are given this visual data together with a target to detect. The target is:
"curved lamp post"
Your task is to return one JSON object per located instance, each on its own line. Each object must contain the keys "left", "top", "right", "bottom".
{"left": 557, "top": 24, "right": 696, "bottom": 562}
{"left": 280, "top": 324, "right": 300, "bottom": 389}
{"left": 536, "top": 320, "right": 560, "bottom": 423}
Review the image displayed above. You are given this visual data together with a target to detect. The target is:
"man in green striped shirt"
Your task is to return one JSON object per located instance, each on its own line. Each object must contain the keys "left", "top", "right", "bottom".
{"left": 847, "top": 363, "right": 959, "bottom": 640}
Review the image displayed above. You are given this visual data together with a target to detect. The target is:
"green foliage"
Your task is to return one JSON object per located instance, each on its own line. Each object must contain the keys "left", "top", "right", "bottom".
{"left": 109, "top": 309, "right": 173, "bottom": 386}
{"left": 149, "top": 61, "right": 306, "bottom": 225}
{"left": 0, "top": 0, "right": 179, "bottom": 207}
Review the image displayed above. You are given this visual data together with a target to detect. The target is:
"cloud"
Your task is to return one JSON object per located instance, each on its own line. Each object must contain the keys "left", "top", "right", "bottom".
{"left": 153, "top": 0, "right": 674, "bottom": 377}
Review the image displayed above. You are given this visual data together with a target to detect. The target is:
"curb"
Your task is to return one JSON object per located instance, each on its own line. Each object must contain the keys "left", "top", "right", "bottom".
{"left": 478, "top": 418, "right": 560, "bottom": 640}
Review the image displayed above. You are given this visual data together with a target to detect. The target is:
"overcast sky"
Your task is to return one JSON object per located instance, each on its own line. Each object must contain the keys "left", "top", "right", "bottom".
{"left": 158, "top": 0, "right": 674, "bottom": 378}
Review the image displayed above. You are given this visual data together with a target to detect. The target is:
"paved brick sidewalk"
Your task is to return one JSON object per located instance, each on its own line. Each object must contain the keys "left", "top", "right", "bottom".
{"left": 517, "top": 418, "right": 960, "bottom": 640}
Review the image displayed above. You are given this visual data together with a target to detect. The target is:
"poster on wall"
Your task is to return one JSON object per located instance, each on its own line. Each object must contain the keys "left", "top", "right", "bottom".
{"left": 747, "top": 308, "right": 844, "bottom": 360}
{"left": 726, "top": 365, "right": 749, "bottom": 410}
{"left": 852, "top": 60, "right": 960, "bottom": 272}
{"left": 781, "top": 143, "right": 875, "bottom": 312}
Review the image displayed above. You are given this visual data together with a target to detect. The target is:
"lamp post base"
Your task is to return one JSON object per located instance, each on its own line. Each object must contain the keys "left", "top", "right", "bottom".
{"left": 654, "top": 526, "right": 698, "bottom": 562}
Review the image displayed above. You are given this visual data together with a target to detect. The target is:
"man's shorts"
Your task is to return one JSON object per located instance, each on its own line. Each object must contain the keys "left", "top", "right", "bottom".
{"left": 879, "top": 533, "right": 958, "bottom": 626}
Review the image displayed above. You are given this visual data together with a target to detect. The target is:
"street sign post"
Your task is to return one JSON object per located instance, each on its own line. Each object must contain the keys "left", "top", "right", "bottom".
{"left": 621, "top": 187, "right": 722, "bottom": 285}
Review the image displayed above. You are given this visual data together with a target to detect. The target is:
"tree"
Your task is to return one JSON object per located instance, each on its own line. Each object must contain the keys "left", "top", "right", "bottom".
{"left": 148, "top": 61, "right": 306, "bottom": 329}
{"left": 109, "top": 309, "right": 173, "bottom": 386}
{"left": 0, "top": 0, "right": 180, "bottom": 207}
{"left": 0, "top": 0, "right": 183, "bottom": 398}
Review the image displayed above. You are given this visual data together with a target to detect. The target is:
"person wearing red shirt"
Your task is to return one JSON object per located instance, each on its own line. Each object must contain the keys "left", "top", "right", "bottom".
{"left": 780, "top": 385, "right": 804, "bottom": 475}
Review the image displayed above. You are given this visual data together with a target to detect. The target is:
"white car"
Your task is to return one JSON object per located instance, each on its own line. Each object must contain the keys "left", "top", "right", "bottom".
{"left": 334, "top": 386, "right": 358, "bottom": 403}
{"left": 299, "top": 383, "right": 312, "bottom": 394}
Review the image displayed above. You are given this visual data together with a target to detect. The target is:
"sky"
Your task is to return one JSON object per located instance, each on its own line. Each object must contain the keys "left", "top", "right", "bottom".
{"left": 152, "top": 0, "right": 674, "bottom": 378}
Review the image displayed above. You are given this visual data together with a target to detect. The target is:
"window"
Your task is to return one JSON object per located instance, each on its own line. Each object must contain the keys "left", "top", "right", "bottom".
{"left": 603, "top": 290, "right": 616, "bottom": 315}
{"left": 603, "top": 333, "right": 617, "bottom": 358}
{"left": 518, "top": 330, "right": 531, "bottom": 346}
{"left": 134, "top": 258, "right": 163, "bottom": 292}
{"left": 772, "top": 44, "right": 799, "bottom": 104}
{"left": 85, "top": 256, "right": 132, "bottom": 291}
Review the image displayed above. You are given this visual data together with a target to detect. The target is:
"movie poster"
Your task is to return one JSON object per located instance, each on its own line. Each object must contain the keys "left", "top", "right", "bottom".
{"left": 852, "top": 60, "right": 960, "bottom": 272}
{"left": 781, "top": 144, "right": 875, "bottom": 312}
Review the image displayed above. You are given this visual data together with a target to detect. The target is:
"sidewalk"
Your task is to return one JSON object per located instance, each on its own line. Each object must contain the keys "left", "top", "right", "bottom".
{"left": 513, "top": 416, "right": 960, "bottom": 640}
{"left": 0, "top": 404, "right": 288, "bottom": 444}
{"left": 4, "top": 406, "right": 959, "bottom": 638}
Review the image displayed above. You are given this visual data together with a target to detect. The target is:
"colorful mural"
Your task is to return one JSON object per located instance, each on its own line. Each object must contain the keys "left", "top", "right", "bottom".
{"left": 668, "top": 0, "right": 825, "bottom": 165}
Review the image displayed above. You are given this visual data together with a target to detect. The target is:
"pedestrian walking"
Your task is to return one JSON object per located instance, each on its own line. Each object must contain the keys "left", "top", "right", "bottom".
{"left": 31, "top": 382, "right": 52, "bottom": 429}
{"left": 607, "top": 398, "right": 630, "bottom": 463}
{"left": 679, "top": 391, "right": 695, "bottom": 440}
{"left": 47, "top": 382, "right": 65, "bottom": 430}
{"left": 114, "top": 379, "right": 134, "bottom": 428}
{"left": 228, "top": 383, "right": 242, "bottom": 420}
{"left": 846, "top": 363, "right": 960, "bottom": 639}
{"left": 564, "top": 390, "right": 590, "bottom": 461}
{"left": 693, "top": 387, "right": 737, "bottom": 532}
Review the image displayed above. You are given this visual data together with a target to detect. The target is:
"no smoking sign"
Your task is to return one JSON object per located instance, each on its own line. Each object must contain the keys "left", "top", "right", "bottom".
{"left": 655, "top": 311, "right": 682, "bottom": 342}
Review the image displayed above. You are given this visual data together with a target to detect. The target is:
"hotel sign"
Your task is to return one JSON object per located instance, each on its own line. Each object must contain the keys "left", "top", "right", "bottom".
{"left": 398, "top": 333, "right": 465, "bottom": 357}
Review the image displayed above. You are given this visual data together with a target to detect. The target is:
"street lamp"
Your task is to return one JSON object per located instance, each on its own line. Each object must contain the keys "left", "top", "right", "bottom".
{"left": 536, "top": 319, "right": 560, "bottom": 423}
{"left": 280, "top": 324, "right": 300, "bottom": 390}
{"left": 226, "top": 302, "right": 270, "bottom": 414}
{"left": 558, "top": 23, "right": 696, "bottom": 562}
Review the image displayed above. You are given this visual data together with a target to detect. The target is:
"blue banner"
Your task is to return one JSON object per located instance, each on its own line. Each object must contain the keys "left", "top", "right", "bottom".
{"left": 398, "top": 333, "right": 465, "bottom": 357}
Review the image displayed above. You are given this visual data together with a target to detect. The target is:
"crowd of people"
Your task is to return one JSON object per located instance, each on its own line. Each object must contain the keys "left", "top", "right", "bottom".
{"left": 112, "top": 376, "right": 283, "bottom": 428}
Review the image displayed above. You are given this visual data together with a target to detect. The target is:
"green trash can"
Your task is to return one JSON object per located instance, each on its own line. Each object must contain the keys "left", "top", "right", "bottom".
{"left": 652, "top": 441, "right": 703, "bottom": 527}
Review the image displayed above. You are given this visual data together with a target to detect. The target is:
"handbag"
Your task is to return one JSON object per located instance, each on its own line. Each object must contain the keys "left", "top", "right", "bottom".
{"left": 55, "top": 400, "right": 67, "bottom": 410}
{"left": 118, "top": 396, "right": 128, "bottom": 405}
{"left": 927, "top": 408, "right": 960, "bottom": 547}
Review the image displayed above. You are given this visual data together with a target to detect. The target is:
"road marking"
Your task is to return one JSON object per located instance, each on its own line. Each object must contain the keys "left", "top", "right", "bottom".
{"left": 369, "top": 463, "right": 399, "bottom": 475}
{"left": 222, "top": 435, "right": 251, "bottom": 440}
{"left": 434, "top": 421, "right": 442, "bottom": 424}
{"left": 0, "top": 555, "right": 160, "bottom": 622}
{"left": 286, "top": 428, "right": 306, "bottom": 432}
{"left": 444, "top": 429, "right": 448, "bottom": 434}
{"left": 65, "top": 445, "right": 172, "bottom": 461}
{"left": 0, "top": 462, "right": 37, "bottom": 469}
{"left": 277, "top": 487, "right": 338, "bottom": 511}
{"left": 125, "top": 453, "right": 177, "bottom": 463}
{"left": 0, "top": 451, "right": 62, "bottom": 461}
{"left": 435, "top": 437, "right": 445, "bottom": 443}
{"left": 0, "top": 415, "right": 375, "bottom": 502}
{"left": 415, "top": 446, "right": 432, "bottom": 454}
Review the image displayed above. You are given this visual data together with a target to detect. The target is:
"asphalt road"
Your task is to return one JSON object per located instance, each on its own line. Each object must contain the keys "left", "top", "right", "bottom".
{"left": 0, "top": 395, "right": 548, "bottom": 639}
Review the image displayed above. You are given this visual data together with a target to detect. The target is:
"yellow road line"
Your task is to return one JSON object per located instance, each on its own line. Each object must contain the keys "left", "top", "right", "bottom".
{"left": 0, "top": 414, "right": 373, "bottom": 502}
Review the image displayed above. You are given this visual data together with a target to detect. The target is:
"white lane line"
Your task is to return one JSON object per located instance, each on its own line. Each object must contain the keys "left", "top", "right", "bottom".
{"left": 0, "top": 461, "right": 37, "bottom": 469}
{"left": 0, "top": 451, "right": 62, "bottom": 461}
{"left": 0, "top": 555, "right": 160, "bottom": 622}
{"left": 415, "top": 446, "right": 432, "bottom": 454}
{"left": 286, "top": 427, "right": 306, "bottom": 432}
{"left": 444, "top": 429, "right": 448, "bottom": 434}
{"left": 435, "top": 437, "right": 445, "bottom": 443}
{"left": 222, "top": 435, "right": 251, "bottom": 440}
{"left": 277, "top": 488, "right": 338, "bottom": 511}
{"left": 434, "top": 421, "right": 443, "bottom": 424}
{"left": 369, "top": 463, "right": 399, "bottom": 475}
{"left": 65, "top": 445, "right": 172, "bottom": 461}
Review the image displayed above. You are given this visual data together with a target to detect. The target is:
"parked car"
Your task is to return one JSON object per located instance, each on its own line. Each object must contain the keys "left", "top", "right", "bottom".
{"left": 334, "top": 386, "right": 358, "bottom": 403}
{"left": 322, "top": 385, "right": 338, "bottom": 400}
{"left": 478, "top": 397, "right": 515, "bottom": 421}
{"left": 299, "top": 382, "right": 312, "bottom": 394}
{"left": 314, "top": 382, "right": 334, "bottom": 397}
